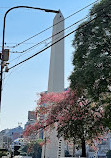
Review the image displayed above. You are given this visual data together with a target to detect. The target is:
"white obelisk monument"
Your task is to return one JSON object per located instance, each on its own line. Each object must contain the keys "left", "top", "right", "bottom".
{"left": 48, "top": 10, "right": 64, "bottom": 93}
{"left": 42, "top": 10, "right": 65, "bottom": 158}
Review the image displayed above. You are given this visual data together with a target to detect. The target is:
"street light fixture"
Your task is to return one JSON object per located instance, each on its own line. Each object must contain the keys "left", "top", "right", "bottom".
{"left": 0, "top": 6, "right": 59, "bottom": 108}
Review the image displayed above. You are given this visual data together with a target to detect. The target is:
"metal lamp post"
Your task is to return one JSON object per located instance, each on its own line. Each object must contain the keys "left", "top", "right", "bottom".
{"left": 0, "top": 6, "right": 59, "bottom": 109}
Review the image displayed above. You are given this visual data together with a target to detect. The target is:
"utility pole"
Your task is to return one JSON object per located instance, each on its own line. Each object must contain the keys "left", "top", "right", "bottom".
{"left": 0, "top": 6, "right": 59, "bottom": 110}
{"left": 0, "top": 53, "right": 2, "bottom": 111}
{"left": 0, "top": 49, "right": 9, "bottom": 111}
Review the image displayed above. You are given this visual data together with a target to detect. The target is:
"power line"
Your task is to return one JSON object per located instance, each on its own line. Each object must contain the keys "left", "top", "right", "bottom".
{"left": 0, "top": 0, "right": 100, "bottom": 66}
{"left": 9, "top": 0, "right": 105, "bottom": 63}
{"left": 9, "top": 14, "right": 90, "bottom": 63}
{"left": 0, "top": 43, "right": 41, "bottom": 46}
{"left": 19, "top": 15, "right": 90, "bottom": 53}
{"left": 6, "top": 17, "right": 104, "bottom": 70}
{"left": 11, "top": 0, "right": 100, "bottom": 48}
{"left": 9, "top": 2, "right": 110, "bottom": 71}
{"left": 8, "top": 0, "right": 106, "bottom": 64}
{"left": 2, "top": 64, "right": 23, "bottom": 88}
{"left": 0, "top": 50, "right": 23, "bottom": 53}
{"left": 0, "top": 53, "right": 25, "bottom": 83}
{"left": 0, "top": 43, "right": 38, "bottom": 49}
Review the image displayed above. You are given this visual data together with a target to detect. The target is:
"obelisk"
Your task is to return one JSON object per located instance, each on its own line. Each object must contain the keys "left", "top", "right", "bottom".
{"left": 48, "top": 10, "right": 64, "bottom": 93}
{"left": 42, "top": 10, "right": 65, "bottom": 158}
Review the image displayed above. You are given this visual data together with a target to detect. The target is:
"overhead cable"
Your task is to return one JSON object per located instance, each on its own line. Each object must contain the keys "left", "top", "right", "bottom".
{"left": 9, "top": 3, "right": 110, "bottom": 71}
{"left": 9, "top": 14, "right": 90, "bottom": 63}
{"left": 11, "top": 0, "right": 100, "bottom": 48}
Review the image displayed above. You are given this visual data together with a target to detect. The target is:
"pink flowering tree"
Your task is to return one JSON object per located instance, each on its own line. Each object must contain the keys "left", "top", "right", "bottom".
{"left": 24, "top": 89, "right": 107, "bottom": 157}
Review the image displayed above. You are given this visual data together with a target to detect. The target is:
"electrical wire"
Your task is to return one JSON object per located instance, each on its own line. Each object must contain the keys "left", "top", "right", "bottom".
{"left": 1, "top": 53, "right": 25, "bottom": 87}
{"left": 8, "top": 3, "right": 111, "bottom": 71}
{"left": 0, "top": 0, "right": 100, "bottom": 61}
{"left": 11, "top": 0, "right": 100, "bottom": 48}
{"left": 6, "top": 21, "right": 101, "bottom": 68}
{"left": 8, "top": 0, "right": 106, "bottom": 64}
{"left": 18, "top": 15, "right": 90, "bottom": 53}
{"left": 0, "top": 43, "right": 41, "bottom": 47}
{"left": 0, "top": 41, "right": 51, "bottom": 82}
{"left": 9, "top": 25, "right": 72, "bottom": 63}
{"left": 9, "top": 14, "right": 90, "bottom": 63}
{"left": 0, "top": 1, "right": 100, "bottom": 51}
{"left": 0, "top": 50, "right": 23, "bottom": 53}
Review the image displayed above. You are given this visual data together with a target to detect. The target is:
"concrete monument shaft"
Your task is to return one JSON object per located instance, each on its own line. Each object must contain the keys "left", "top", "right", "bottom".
{"left": 42, "top": 10, "right": 65, "bottom": 158}
{"left": 48, "top": 10, "right": 64, "bottom": 93}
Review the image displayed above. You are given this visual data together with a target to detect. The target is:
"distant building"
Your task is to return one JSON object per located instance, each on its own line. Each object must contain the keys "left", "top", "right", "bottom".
{"left": 24, "top": 111, "right": 38, "bottom": 142}
{"left": 0, "top": 126, "right": 23, "bottom": 149}
{"left": 0, "top": 135, "right": 12, "bottom": 149}
{"left": 95, "top": 133, "right": 111, "bottom": 158}
{"left": 12, "top": 132, "right": 22, "bottom": 141}
{"left": 88, "top": 151, "right": 97, "bottom": 158}
{"left": 28, "top": 111, "right": 37, "bottom": 121}
{"left": 97, "top": 138, "right": 111, "bottom": 158}
{"left": 24, "top": 111, "right": 37, "bottom": 130}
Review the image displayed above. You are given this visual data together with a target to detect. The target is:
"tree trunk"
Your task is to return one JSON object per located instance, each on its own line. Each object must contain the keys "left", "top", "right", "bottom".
{"left": 81, "top": 138, "right": 86, "bottom": 157}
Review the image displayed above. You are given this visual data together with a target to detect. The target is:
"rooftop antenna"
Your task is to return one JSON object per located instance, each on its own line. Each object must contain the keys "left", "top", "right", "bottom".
{"left": 18, "top": 122, "right": 22, "bottom": 127}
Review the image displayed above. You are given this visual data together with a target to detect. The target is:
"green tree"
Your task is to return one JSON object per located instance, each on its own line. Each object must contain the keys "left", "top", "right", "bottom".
{"left": 0, "top": 149, "right": 8, "bottom": 157}
{"left": 106, "top": 150, "right": 111, "bottom": 158}
{"left": 69, "top": 0, "right": 111, "bottom": 128}
{"left": 20, "top": 140, "right": 42, "bottom": 158}
{"left": 24, "top": 90, "right": 106, "bottom": 157}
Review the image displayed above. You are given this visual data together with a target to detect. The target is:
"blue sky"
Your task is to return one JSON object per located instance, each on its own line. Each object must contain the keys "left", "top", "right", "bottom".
{"left": 0, "top": 0, "right": 99, "bottom": 131}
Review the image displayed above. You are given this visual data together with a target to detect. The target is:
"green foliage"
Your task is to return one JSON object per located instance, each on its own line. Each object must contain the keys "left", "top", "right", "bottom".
{"left": 104, "top": 104, "right": 111, "bottom": 129}
{"left": 69, "top": 0, "right": 111, "bottom": 131}
{"left": 106, "top": 150, "right": 111, "bottom": 158}
{"left": 0, "top": 151, "right": 7, "bottom": 157}
{"left": 57, "top": 102, "right": 104, "bottom": 144}
{"left": 20, "top": 140, "right": 42, "bottom": 158}
{"left": 69, "top": 0, "right": 111, "bottom": 100}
